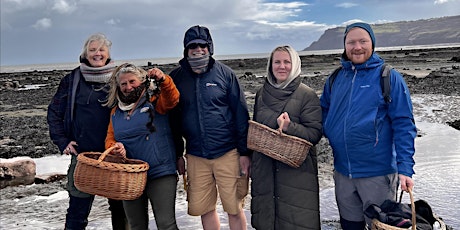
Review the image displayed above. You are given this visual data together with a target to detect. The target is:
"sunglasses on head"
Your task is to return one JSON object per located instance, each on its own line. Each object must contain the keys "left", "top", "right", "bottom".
{"left": 188, "top": 43, "right": 207, "bottom": 49}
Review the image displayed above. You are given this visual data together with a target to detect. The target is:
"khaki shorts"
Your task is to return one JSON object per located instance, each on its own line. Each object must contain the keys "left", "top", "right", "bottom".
{"left": 186, "top": 149, "right": 248, "bottom": 216}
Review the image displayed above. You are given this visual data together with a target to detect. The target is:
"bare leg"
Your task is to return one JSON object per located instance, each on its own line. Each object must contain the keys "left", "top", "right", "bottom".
{"left": 201, "top": 209, "right": 220, "bottom": 230}
{"left": 228, "top": 209, "right": 247, "bottom": 230}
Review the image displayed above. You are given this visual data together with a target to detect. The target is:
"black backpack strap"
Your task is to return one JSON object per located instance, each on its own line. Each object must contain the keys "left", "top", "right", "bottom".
{"left": 328, "top": 66, "right": 343, "bottom": 92}
{"left": 329, "top": 64, "right": 392, "bottom": 103}
{"left": 380, "top": 64, "right": 392, "bottom": 103}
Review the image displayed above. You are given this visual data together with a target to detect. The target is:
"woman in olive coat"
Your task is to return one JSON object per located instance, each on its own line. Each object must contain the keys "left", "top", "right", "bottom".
{"left": 250, "top": 45, "right": 323, "bottom": 230}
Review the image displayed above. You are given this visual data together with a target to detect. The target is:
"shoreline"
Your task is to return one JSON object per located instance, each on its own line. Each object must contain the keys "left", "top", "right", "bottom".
{"left": 2, "top": 44, "right": 460, "bottom": 74}
{"left": 0, "top": 45, "right": 459, "bottom": 160}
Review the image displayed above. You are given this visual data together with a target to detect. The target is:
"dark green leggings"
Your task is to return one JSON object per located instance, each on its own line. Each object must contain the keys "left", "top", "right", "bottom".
{"left": 123, "top": 175, "right": 178, "bottom": 230}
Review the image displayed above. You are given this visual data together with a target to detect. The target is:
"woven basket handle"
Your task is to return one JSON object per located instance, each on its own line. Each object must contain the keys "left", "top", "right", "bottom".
{"left": 277, "top": 119, "right": 285, "bottom": 134}
{"left": 408, "top": 187, "right": 416, "bottom": 230}
{"left": 97, "top": 146, "right": 116, "bottom": 164}
{"left": 399, "top": 187, "right": 416, "bottom": 230}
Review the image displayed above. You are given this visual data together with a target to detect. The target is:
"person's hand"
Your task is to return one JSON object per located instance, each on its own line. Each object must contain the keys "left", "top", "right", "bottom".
{"left": 399, "top": 174, "right": 414, "bottom": 192}
{"left": 277, "top": 112, "right": 290, "bottom": 132}
{"left": 176, "top": 156, "right": 186, "bottom": 175}
{"left": 239, "top": 155, "right": 251, "bottom": 178}
{"left": 63, "top": 141, "right": 78, "bottom": 155}
{"left": 112, "top": 142, "right": 126, "bottom": 157}
{"left": 147, "top": 67, "right": 165, "bottom": 81}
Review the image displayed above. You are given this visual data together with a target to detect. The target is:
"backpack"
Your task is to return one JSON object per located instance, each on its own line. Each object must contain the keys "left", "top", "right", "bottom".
{"left": 328, "top": 63, "right": 392, "bottom": 103}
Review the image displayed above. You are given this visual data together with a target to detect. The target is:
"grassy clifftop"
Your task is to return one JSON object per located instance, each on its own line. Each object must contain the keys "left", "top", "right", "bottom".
{"left": 304, "top": 15, "right": 460, "bottom": 50}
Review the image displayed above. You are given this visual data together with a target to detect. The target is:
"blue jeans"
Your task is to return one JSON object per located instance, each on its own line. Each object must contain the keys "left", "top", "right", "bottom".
{"left": 65, "top": 195, "right": 94, "bottom": 230}
{"left": 65, "top": 155, "right": 128, "bottom": 229}
{"left": 65, "top": 195, "right": 127, "bottom": 230}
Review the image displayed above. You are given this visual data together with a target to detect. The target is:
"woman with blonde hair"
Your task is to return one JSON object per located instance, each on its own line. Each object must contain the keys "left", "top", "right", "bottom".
{"left": 105, "top": 63, "right": 180, "bottom": 230}
{"left": 47, "top": 33, "right": 128, "bottom": 229}
{"left": 250, "top": 45, "right": 323, "bottom": 229}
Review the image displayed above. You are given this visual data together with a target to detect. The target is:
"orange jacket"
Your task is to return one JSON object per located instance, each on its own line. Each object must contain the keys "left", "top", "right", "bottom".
{"left": 105, "top": 75, "right": 179, "bottom": 149}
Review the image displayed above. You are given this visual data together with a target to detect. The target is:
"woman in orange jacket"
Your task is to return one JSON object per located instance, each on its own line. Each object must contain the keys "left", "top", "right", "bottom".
{"left": 104, "top": 63, "right": 180, "bottom": 230}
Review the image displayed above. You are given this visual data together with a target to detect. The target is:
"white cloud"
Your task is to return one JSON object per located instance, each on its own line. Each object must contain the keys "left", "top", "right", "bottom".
{"left": 336, "top": 2, "right": 358, "bottom": 8}
{"left": 248, "top": 1, "right": 309, "bottom": 20}
{"left": 341, "top": 19, "right": 364, "bottom": 26}
{"left": 1, "top": 0, "right": 459, "bottom": 66}
{"left": 1, "top": 0, "right": 46, "bottom": 13}
{"left": 52, "top": 0, "right": 77, "bottom": 14}
{"left": 32, "top": 18, "right": 52, "bottom": 30}
{"left": 105, "top": 18, "right": 121, "bottom": 26}
{"left": 434, "top": 0, "right": 448, "bottom": 4}
{"left": 256, "top": 20, "right": 323, "bottom": 29}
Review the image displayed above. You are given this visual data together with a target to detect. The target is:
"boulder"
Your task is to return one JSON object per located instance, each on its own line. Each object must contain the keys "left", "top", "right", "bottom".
{"left": 0, "top": 157, "right": 36, "bottom": 179}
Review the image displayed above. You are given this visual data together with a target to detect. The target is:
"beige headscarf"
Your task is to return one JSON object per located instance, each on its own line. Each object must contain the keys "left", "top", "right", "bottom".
{"left": 266, "top": 45, "right": 301, "bottom": 89}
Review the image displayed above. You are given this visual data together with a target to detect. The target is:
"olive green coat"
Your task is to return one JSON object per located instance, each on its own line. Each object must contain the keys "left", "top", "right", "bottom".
{"left": 250, "top": 77, "right": 323, "bottom": 230}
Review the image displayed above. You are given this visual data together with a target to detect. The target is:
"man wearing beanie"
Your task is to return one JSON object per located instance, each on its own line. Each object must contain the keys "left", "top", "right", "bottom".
{"left": 320, "top": 22, "right": 417, "bottom": 229}
{"left": 169, "top": 25, "right": 251, "bottom": 230}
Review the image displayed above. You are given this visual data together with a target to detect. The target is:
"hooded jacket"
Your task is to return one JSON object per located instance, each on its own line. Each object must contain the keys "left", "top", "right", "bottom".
{"left": 169, "top": 25, "right": 250, "bottom": 159}
{"left": 320, "top": 52, "right": 417, "bottom": 178}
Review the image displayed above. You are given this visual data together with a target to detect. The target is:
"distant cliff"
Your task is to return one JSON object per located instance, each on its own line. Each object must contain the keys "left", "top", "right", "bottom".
{"left": 304, "top": 15, "right": 460, "bottom": 51}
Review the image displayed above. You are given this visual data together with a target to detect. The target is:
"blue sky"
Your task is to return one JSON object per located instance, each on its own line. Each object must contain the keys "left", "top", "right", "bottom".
{"left": 1, "top": 0, "right": 459, "bottom": 66}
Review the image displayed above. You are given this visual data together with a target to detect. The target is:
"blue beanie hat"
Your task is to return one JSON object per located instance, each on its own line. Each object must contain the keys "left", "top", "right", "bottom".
{"left": 344, "top": 22, "right": 375, "bottom": 50}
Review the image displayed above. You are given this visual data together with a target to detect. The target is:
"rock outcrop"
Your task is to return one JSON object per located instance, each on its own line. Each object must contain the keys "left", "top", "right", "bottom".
{"left": 304, "top": 15, "right": 460, "bottom": 51}
{"left": 0, "top": 157, "right": 36, "bottom": 179}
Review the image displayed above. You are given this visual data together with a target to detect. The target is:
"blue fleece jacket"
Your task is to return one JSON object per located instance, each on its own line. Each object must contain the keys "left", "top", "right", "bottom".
{"left": 111, "top": 99, "right": 177, "bottom": 179}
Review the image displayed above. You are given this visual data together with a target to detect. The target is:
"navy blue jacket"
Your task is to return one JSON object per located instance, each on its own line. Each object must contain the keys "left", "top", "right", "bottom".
{"left": 47, "top": 67, "right": 110, "bottom": 153}
{"left": 169, "top": 58, "right": 250, "bottom": 159}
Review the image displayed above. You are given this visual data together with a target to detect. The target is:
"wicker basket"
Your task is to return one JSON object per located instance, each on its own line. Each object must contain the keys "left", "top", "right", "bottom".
{"left": 372, "top": 188, "right": 447, "bottom": 230}
{"left": 372, "top": 188, "right": 416, "bottom": 230}
{"left": 247, "top": 120, "right": 312, "bottom": 168}
{"left": 74, "top": 146, "right": 149, "bottom": 200}
{"left": 371, "top": 189, "right": 447, "bottom": 230}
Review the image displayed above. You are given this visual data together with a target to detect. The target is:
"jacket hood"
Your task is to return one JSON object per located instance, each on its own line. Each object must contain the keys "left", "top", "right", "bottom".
{"left": 183, "top": 25, "right": 214, "bottom": 56}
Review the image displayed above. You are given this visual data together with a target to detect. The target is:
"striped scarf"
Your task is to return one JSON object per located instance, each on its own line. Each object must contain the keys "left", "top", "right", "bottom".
{"left": 187, "top": 54, "right": 210, "bottom": 74}
{"left": 80, "top": 62, "right": 116, "bottom": 83}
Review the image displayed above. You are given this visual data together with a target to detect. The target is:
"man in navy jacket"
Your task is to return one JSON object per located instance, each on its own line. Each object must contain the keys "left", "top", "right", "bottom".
{"left": 169, "top": 25, "right": 251, "bottom": 230}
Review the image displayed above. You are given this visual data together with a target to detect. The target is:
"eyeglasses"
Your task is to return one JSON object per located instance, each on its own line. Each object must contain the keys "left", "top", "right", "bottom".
{"left": 188, "top": 43, "right": 207, "bottom": 49}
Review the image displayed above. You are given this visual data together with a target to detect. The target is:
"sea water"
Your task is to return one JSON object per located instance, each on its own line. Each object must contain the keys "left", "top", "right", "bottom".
{"left": 2, "top": 43, "right": 459, "bottom": 73}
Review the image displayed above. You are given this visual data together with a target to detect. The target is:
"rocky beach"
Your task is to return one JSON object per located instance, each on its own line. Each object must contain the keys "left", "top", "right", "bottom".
{"left": 1, "top": 46, "right": 459, "bottom": 229}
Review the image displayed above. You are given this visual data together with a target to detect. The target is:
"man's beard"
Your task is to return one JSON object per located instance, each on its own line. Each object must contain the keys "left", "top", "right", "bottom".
{"left": 118, "top": 84, "right": 145, "bottom": 104}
